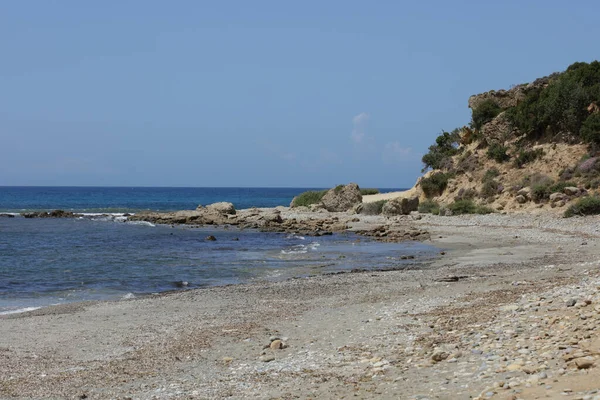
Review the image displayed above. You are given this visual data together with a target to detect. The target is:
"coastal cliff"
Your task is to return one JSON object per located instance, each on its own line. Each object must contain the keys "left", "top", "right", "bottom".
{"left": 408, "top": 61, "right": 600, "bottom": 216}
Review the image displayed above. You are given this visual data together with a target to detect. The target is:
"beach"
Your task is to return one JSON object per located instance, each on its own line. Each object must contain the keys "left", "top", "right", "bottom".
{"left": 3, "top": 212, "right": 600, "bottom": 399}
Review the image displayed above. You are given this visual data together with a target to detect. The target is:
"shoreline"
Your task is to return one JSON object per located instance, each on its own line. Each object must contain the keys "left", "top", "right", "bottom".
{"left": 3, "top": 213, "right": 600, "bottom": 398}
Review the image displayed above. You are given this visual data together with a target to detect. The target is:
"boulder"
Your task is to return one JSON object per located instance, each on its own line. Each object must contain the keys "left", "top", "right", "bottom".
{"left": 381, "top": 196, "right": 419, "bottom": 216}
{"left": 517, "top": 187, "right": 532, "bottom": 200}
{"left": 320, "top": 183, "right": 362, "bottom": 212}
{"left": 205, "top": 202, "right": 236, "bottom": 215}
{"left": 564, "top": 187, "right": 580, "bottom": 196}
{"left": 549, "top": 192, "right": 567, "bottom": 202}
{"left": 515, "top": 195, "right": 527, "bottom": 204}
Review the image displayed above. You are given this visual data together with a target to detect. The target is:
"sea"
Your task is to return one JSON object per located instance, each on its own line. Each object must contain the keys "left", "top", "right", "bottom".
{"left": 0, "top": 187, "right": 437, "bottom": 315}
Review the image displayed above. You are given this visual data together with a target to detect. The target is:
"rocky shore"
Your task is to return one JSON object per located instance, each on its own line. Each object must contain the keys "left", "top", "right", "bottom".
{"left": 3, "top": 213, "right": 600, "bottom": 399}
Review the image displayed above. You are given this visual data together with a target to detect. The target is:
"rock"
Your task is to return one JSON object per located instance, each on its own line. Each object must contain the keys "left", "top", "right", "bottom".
{"left": 566, "top": 298, "right": 577, "bottom": 307}
{"left": 517, "top": 187, "right": 532, "bottom": 200}
{"left": 21, "top": 210, "right": 82, "bottom": 218}
{"left": 431, "top": 351, "right": 449, "bottom": 362}
{"left": 259, "top": 355, "right": 275, "bottom": 363}
{"left": 205, "top": 202, "right": 236, "bottom": 215}
{"left": 205, "top": 235, "right": 217, "bottom": 241}
{"left": 575, "top": 358, "right": 594, "bottom": 369}
{"left": 261, "top": 210, "right": 283, "bottom": 223}
{"left": 320, "top": 183, "right": 362, "bottom": 212}
{"left": 381, "top": 196, "right": 420, "bottom": 216}
{"left": 515, "top": 195, "right": 527, "bottom": 204}
{"left": 0, "top": 213, "right": 14, "bottom": 218}
{"left": 549, "top": 192, "right": 567, "bottom": 202}
{"left": 270, "top": 340, "right": 283, "bottom": 350}
{"left": 564, "top": 187, "right": 580, "bottom": 196}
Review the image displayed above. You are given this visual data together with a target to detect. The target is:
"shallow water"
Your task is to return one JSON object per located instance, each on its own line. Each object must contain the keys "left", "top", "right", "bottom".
{"left": 0, "top": 217, "right": 436, "bottom": 314}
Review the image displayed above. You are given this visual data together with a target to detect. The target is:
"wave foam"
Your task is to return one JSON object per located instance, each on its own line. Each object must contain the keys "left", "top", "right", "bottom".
{"left": 0, "top": 306, "right": 41, "bottom": 316}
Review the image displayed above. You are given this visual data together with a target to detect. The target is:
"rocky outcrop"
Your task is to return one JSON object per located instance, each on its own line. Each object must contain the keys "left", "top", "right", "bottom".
{"left": 468, "top": 74, "right": 556, "bottom": 111}
{"left": 481, "top": 112, "right": 517, "bottom": 144}
{"left": 381, "top": 196, "right": 419, "bottom": 216}
{"left": 203, "top": 202, "right": 236, "bottom": 215}
{"left": 21, "top": 210, "right": 82, "bottom": 218}
{"left": 320, "top": 183, "right": 362, "bottom": 212}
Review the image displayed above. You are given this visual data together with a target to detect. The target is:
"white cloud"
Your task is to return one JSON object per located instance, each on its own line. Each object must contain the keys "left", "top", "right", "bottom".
{"left": 382, "top": 142, "right": 413, "bottom": 164}
{"left": 351, "top": 112, "right": 369, "bottom": 144}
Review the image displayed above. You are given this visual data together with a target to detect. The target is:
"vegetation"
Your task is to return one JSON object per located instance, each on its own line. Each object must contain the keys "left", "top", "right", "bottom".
{"left": 471, "top": 99, "right": 502, "bottom": 130}
{"left": 564, "top": 196, "right": 600, "bottom": 217}
{"left": 448, "top": 199, "right": 493, "bottom": 215}
{"left": 418, "top": 199, "right": 440, "bottom": 215}
{"left": 333, "top": 184, "right": 345, "bottom": 194}
{"left": 531, "top": 183, "right": 552, "bottom": 202}
{"left": 291, "top": 190, "right": 327, "bottom": 207}
{"left": 360, "top": 200, "right": 387, "bottom": 215}
{"left": 481, "top": 179, "right": 501, "bottom": 199}
{"left": 514, "top": 148, "right": 544, "bottom": 168}
{"left": 421, "top": 172, "right": 452, "bottom": 198}
{"left": 487, "top": 143, "right": 510, "bottom": 163}
{"left": 548, "top": 181, "right": 576, "bottom": 194}
{"left": 482, "top": 168, "right": 500, "bottom": 182}
{"left": 421, "top": 129, "right": 461, "bottom": 171}
{"left": 360, "top": 188, "right": 380, "bottom": 195}
{"left": 506, "top": 61, "right": 600, "bottom": 144}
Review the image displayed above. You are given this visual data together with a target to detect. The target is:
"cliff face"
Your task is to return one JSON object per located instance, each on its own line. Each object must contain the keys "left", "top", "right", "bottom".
{"left": 413, "top": 64, "right": 600, "bottom": 215}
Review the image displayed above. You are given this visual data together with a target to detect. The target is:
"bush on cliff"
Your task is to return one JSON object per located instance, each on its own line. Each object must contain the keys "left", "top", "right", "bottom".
{"left": 421, "top": 172, "right": 452, "bottom": 198}
{"left": 506, "top": 61, "right": 600, "bottom": 142}
{"left": 291, "top": 190, "right": 327, "bottom": 207}
{"left": 471, "top": 99, "right": 502, "bottom": 130}
{"left": 487, "top": 143, "right": 510, "bottom": 163}
{"left": 580, "top": 113, "right": 600, "bottom": 146}
{"left": 514, "top": 148, "right": 544, "bottom": 168}
{"left": 421, "top": 129, "right": 461, "bottom": 171}
{"left": 564, "top": 196, "right": 600, "bottom": 217}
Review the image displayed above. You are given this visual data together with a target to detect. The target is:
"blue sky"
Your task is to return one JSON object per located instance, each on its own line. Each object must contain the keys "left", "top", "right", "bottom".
{"left": 1, "top": 1, "right": 599, "bottom": 188}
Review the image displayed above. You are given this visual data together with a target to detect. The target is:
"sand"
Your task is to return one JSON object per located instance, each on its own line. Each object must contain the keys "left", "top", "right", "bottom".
{"left": 2, "top": 213, "right": 600, "bottom": 399}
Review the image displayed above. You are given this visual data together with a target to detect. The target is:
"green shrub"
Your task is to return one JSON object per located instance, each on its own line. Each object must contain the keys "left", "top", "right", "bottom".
{"left": 548, "top": 181, "right": 576, "bottom": 194}
{"left": 421, "top": 172, "right": 452, "bottom": 198}
{"left": 360, "top": 188, "right": 380, "bottom": 195}
{"left": 448, "top": 199, "right": 493, "bottom": 215}
{"left": 564, "top": 196, "right": 600, "bottom": 217}
{"left": 333, "top": 184, "right": 345, "bottom": 194}
{"left": 481, "top": 180, "right": 501, "bottom": 198}
{"left": 581, "top": 113, "right": 600, "bottom": 146}
{"left": 487, "top": 143, "right": 510, "bottom": 163}
{"left": 514, "top": 148, "right": 544, "bottom": 168}
{"left": 360, "top": 200, "right": 387, "bottom": 215}
{"left": 482, "top": 168, "right": 500, "bottom": 182}
{"left": 507, "top": 61, "right": 600, "bottom": 140}
{"left": 291, "top": 190, "right": 328, "bottom": 207}
{"left": 421, "top": 129, "right": 461, "bottom": 171}
{"left": 454, "top": 187, "right": 478, "bottom": 201}
{"left": 531, "top": 183, "right": 551, "bottom": 202}
{"left": 471, "top": 99, "right": 502, "bottom": 130}
{"left": 418, "top": 199, "right": 440, "bottom": 215}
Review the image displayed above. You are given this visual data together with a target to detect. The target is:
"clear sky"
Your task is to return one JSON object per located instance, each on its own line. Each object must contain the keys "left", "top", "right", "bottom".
{"left": 1, "top": 1, "right": 599, "bottom": 188}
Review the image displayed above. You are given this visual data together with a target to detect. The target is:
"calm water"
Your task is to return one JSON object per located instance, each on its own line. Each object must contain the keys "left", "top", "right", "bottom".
{"left": 0, "top": 187, "right": 432, "bottom": 315}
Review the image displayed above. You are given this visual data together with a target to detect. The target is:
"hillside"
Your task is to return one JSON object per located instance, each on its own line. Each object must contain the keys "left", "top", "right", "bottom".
{"left": 411, "top": 61, "right": 600, "bottom": 216}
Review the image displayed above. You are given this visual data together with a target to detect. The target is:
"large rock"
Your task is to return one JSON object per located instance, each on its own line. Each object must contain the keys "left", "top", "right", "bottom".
{"left": 382, "top": 196, "right": 419, "bottom": 216}
{"left": 203, "top": 202, "right": 236, "bottom": 215}
{"left": 320, "top": 183, "right": 362, "bottom": 212}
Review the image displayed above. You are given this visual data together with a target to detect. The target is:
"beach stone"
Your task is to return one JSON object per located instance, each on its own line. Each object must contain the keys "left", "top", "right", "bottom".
{"left": 575, "top": 358, "right": 594, "bottom": 369}
{"left": 431, "top": 351, "right": 449, "bottom": 362}
{"left": 270, "top": 340, "right": 283, "bottom": 350}
{"left": 515, "top": 195, "right": 527, "bottom": 204}
{"left": 205, "top": 235, "right": 217, "bottom": 241}
{"left": 259, "top": 355, "right": 275, "bottom": 363}
{"left": 566, "top": 299, "right": 577, "bottom": 307}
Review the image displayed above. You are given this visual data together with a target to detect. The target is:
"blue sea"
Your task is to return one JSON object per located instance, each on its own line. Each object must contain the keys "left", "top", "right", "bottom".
{"left": 0, "top": 187, "right": 435, "bottom": 315}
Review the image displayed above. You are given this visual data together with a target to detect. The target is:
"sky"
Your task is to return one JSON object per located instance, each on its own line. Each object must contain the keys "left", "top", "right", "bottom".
{"left": 1, "top": 1, "right": 599, "bottom": 188}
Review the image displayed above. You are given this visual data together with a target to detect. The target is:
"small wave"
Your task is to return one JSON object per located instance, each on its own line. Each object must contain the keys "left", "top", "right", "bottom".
{"left": 286, "top": 234, "right": 306, "bottom": 240}
{"left": 126, "top": 221, "right": 155, "bottom": 227}
{"left": 121, "top": 293, "right": 135, "bottom": 300}
{"left": 0, "top": 306, "right": 41, "bottom": 316}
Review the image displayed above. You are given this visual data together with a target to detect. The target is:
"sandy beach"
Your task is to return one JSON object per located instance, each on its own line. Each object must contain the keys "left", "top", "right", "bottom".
{"left": 2, "top": 212, "right": 600, "bottom": 399}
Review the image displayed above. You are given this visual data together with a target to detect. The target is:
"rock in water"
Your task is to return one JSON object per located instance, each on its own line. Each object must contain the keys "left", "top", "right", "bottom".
{"left": 205, "top": 235, "right": 217, "bottom": 241}
{"left": 382, "top": 196, "right": 419, "bottom": 216}
{"left": 205, "top": 202, "right": 236, "bottom": 215}
{"left": 320, "top": 183, "right": 362, "bottom": 212}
